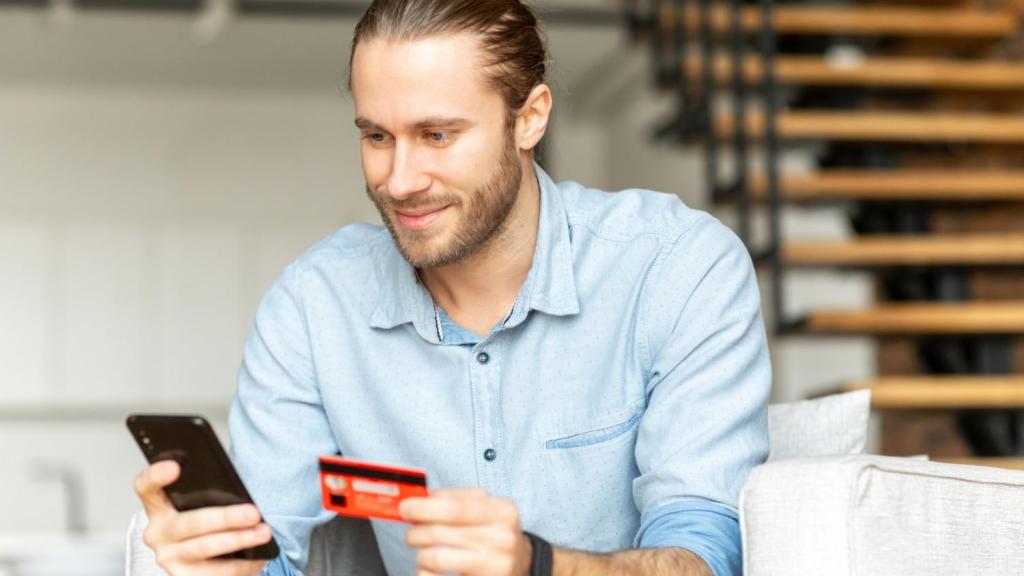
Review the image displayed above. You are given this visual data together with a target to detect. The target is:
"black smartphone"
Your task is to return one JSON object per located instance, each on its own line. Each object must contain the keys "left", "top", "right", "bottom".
{"left": 126, "top": 414, "right": 280, "bottom": 561}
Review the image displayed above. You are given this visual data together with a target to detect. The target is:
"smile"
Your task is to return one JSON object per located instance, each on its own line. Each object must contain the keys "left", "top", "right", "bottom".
{"left": 394, "top": 206, "right": 449, "bottom": 231}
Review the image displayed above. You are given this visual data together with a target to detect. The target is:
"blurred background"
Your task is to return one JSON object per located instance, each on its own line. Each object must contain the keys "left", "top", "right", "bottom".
{"left": 1, "top": 0, "right": 1022, "bottom": 573}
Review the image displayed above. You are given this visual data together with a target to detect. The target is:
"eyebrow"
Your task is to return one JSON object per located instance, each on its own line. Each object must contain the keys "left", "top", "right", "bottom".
{"left": 354, "top": 116, "right": 475, "bottom": 131}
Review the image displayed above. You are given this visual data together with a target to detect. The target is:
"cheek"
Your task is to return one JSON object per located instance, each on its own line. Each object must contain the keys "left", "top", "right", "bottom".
{"left": 360, "top": 146, "right": 391, "bottom": 188}
{"left": 441, "top": 136, "right": 497, "bottom": 185}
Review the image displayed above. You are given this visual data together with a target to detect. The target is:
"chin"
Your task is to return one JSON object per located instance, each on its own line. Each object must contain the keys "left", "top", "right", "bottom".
{"left": 396, "top": 236, "right": 452, "bottom": 268}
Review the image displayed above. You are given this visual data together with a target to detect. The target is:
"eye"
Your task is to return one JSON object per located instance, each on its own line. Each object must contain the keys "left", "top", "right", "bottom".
{"left": 365, "top": 133, "right": 386, "bottom": 143}
{"left": 426, "top": 131, "right": 450, "bottom": 144}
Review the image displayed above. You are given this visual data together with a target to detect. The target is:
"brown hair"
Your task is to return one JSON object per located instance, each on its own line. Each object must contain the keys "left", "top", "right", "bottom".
{"left": 348, "top": 0, "right": 548, "bottom": 116}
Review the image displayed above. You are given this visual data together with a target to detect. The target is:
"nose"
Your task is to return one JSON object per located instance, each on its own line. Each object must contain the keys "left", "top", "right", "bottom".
{"left": 385, "top": 140, "right": 431, "bottom": 201}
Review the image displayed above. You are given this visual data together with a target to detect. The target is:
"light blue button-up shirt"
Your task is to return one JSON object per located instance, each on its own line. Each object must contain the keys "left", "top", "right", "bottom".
{"left": 230, "top": 164, "right": 771, "bottom": 576}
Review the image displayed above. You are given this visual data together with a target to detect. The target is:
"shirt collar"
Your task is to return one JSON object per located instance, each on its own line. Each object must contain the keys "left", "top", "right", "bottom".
{"left": 369, "top": 162, "right": 580, "bottom": 341}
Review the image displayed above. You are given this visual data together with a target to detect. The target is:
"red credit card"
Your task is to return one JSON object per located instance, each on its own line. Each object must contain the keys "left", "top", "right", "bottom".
{"left": 318, "top": 455, "right": 428, "bottom": 522}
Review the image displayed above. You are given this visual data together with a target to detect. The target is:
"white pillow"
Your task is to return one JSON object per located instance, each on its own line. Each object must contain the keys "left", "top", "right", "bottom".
{"left": 767, "top": 389, "right": 871, "bottom": 461}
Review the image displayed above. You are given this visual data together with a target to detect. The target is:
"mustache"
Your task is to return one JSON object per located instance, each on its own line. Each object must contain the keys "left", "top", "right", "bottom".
{"left": 365, "top": 185, "right": 461, "bottom": 212}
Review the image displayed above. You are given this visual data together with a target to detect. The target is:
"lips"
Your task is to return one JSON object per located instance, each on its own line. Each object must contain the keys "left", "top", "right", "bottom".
{"left": 394, "top": 205, "right": 449, "bottom": 231}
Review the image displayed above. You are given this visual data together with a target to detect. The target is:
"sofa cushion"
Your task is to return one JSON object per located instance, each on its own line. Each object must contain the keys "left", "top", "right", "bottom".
{"left": 740, "top": 454, "right": 1024, "bottom": 575}
{"left": 767, "top": 389, "right": 870, "bottom": 461}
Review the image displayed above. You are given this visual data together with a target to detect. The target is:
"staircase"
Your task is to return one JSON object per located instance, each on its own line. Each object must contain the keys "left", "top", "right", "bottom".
{"left": 749, "top": 170, "right": 1024, "bottom": 202}
{"left": 676, "top": 4, "right": 1018, "bottom": 38}
{"left": 630, "top": 0, "right": 1024, "bottom": 468}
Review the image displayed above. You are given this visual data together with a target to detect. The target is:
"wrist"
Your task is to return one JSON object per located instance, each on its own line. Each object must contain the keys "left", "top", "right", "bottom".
{"left": 522, "top": 531, "right": 554, "bottom": 576}
{"left": 520, "top": 531, "right": 534, "bottom": 576}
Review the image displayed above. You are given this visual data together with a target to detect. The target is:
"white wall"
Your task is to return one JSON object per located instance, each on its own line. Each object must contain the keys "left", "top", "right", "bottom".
{"left": 0, "top": 4, "right": 875, "bottom": 539}
{"left": 0, "top": 84, "right": 375, "bottom": 533}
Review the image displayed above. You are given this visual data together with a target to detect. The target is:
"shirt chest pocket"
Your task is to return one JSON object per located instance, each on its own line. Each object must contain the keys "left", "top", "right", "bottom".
{"left": 530, "top": 399, "right": 645, "bottom": 546}
{"left": 544, "top": 400, "right": 644, "bottom": 450}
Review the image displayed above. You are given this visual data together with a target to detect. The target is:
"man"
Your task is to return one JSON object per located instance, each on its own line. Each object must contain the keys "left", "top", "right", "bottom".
{"left": 133, "top": 1, "right": 770, "bottom": 575}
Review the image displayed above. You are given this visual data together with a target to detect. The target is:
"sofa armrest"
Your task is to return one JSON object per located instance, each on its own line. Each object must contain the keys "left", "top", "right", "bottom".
{"left": 740, "top": 455, "right": 1024, "bottom": 576}
{"left": 126, "top": 510, "right": 163, "bottom": 576}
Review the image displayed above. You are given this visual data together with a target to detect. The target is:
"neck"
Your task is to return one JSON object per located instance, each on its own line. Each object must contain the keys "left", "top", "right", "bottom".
{"left": 417, "top": 158, "right": 541, "bottom": 337}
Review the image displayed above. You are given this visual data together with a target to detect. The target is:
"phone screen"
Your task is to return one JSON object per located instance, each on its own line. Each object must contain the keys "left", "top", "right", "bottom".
{"left": 127, "top": 414, "right": 280, "bottom": 560}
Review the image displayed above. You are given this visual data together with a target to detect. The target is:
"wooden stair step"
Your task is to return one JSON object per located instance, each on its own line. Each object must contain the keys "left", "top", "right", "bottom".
{"left": 718, "top": 111, "right": 1024, "bottom": 143}
{"left": 748, "top": 170, "right": 1024, "bottom": 202}
{"left": 799, "top": 302, "right": 1024, "bottom": 334}
{"left": 690, "top": 55, "right": 1024, "bottom": 91}
{"left": 845, "top": 377, "right": 1024, "bottom": 409}
{"left": 673, "top": 5, "right": 1017, "bottom": 39}
{"left": 782, "top": 234, "right": 1024, "bottom": 266}
{"left": 931, "top": 457, "right": 1024, "bottom": 470}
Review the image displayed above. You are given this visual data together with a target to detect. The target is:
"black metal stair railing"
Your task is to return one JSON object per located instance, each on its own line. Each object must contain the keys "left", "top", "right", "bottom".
{"left": 632, "top": 0, "right": 786, "bottom": 333}
{"left": 757, "top": 0, "right": 787, "bottom": 335}
{"left": 626, "top": 0, "right": 1024, "bottom": 459}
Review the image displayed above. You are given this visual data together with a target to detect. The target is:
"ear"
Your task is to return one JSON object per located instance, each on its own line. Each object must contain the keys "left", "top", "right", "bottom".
{"left": 515, "top": 83, "right": 553, "bottom": 152}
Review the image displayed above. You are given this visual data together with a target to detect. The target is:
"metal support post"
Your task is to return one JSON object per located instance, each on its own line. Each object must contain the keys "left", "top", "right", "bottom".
{"left": 727, "top": 0, "right": 750, "bottom": 243}
{"left": 759, "top": 0, "right": 785, "bottom": 333}
{"left": 699, "top": 0, "right": 719, "bottom": 200}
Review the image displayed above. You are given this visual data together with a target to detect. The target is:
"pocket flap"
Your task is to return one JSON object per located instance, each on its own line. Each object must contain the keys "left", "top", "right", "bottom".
{"left": 545, "top": 403, "right": 643, "bottom": 449}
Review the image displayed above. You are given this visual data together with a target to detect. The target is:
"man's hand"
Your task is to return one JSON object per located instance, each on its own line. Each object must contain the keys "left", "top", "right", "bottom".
{"left": 401, "top": 488, "right": 533, "bottom": 576}
{"left": 132, "top": 460, "right": 273, "bottom": 576}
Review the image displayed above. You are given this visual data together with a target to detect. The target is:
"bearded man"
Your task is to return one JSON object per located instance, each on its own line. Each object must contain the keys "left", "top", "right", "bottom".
{"left": 133, "top": 1, "right": 771, "bottom": 575}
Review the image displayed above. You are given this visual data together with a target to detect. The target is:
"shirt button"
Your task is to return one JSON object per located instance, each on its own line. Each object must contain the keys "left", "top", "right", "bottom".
{"left": 483, "top": 448, "right": 497, "bottom": 462}
{"left": 476, "top": 351, "right": 490, "bottom": 365}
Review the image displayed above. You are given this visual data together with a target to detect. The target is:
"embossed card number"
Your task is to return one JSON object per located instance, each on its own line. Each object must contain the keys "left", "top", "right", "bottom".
{"left": 353, "top": 478, "right": 400, "bottom": 496}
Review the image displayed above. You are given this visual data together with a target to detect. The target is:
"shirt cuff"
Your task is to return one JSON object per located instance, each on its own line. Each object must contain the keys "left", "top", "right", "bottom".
{"left": 633, "top": 498, "right": 741, "bottom": 576}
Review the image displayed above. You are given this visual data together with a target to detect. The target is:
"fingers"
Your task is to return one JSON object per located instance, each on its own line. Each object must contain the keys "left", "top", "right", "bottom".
{"left": 432, "top": 488, "right": 489, "bottom": 500}
{"left": 401, "top": 490, "right": 515, "bottom": 526}
{"left": 163, "top": 504, "right": 263, "bottom": 542}
{"left": 406, "top": 523, "right": 479, "bottom": 549}
{"left": 145, "top": 512, "right": 272, "bottom": 573}
{"left": 227, "top": 560, "right": 269, "bottom": 576}
{"left": 416, "top": 546, "right": 497, "bottom": 575}
{"left": 406, "top": 523, "right": 517, "bottom": 552}
{"left": 133, "top": 462, "right": 274, "bottom": 575}
{"left": 183, "top": 559, "right": 268, "bottom": 576}
{"left": 222, "top": 560, "right": 270, "bottom": 576}
{"left": 403, "top": 490, "right": 529, "bottom": 576}
{"left": 133, "top": 460, "right": 180, "bottom": 516}
{"left": 167, "top": 523, "right": 273, "bottom": 563}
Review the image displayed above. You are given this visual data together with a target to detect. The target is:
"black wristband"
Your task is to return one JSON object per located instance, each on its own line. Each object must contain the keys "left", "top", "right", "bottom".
{"left": 523, "top": 530, "right": 553, "bottom": 576}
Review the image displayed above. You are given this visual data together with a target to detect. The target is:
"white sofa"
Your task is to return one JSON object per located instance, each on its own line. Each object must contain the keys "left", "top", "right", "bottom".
{"left": 126, "top": 391, "right": 1024, "bottom": 575}
{"left": 741, "top": 454, "right": 1024, "bottom": 575}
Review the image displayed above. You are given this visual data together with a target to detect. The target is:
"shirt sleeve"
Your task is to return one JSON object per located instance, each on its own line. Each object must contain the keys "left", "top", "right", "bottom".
{"left": 633, "top": 212, "right": 771, "bottom": 576}
{"left": 229, "top": 261, "right": 340, "bottom": 572}
{"left": 634, "top": 498, "right": 740, "bottom": 576}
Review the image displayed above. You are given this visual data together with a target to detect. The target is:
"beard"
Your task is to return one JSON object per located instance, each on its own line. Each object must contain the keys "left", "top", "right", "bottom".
{"left": 367, "top": 132, "right": 523, "bottom": 269}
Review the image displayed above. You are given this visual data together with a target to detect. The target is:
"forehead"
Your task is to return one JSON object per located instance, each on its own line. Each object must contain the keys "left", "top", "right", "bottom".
{"left": 350, "top": 33, "right": 505, "bottom": 127}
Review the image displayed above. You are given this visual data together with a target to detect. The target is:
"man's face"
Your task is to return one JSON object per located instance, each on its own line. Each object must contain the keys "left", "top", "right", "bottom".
{"left": 351, "top": 34, "right": 523, "bottom": 268}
